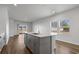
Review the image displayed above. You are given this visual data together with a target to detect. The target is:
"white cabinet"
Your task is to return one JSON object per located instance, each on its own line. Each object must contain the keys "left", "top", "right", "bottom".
{"left": 0, "top": 33, "right": 5, "bottom": 49}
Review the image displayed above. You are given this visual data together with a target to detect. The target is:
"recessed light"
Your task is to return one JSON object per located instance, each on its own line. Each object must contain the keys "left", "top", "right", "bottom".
{"left": 14, "top": 4, "right": 17, "bottom": 6}
{"left": 51, "top": 10, "right": 56, "bottom": 14}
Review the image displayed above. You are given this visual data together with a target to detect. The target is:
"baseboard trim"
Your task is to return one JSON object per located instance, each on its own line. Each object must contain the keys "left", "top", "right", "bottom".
{"left": 26, "top": 46, "right": 33, "bottom": 54}
{"left": 0, "top": 48, "right": 2, "bottom": 52}
{"left": 0, "top": 45, "right": 7, "bottom": 54}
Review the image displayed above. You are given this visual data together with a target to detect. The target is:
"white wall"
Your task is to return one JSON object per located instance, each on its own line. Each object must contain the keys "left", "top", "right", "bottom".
{"left": 9, "top": 19, "right": 32, "bottom": 36}
{"left": 32, "top": 6, "right": 79, "bottom": 48}
{"left": 0, "top": 6, "right": 7, "bottom": 34}
{"left": 9, "top": 19, "right": 15, "bottom": 37}
{"left": 32, "top": 18, "right": 51, "bottom": 35}
{"left": 0, "top": 6, "right": 9, "bottom": 46}
{"left": 51, "top": 7, "right": 79, "bottom": 45}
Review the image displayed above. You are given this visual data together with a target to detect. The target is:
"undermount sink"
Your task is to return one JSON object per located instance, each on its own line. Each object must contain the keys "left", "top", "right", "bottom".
{"left": 32, "top": 33, "right": 39, "bottom": 35}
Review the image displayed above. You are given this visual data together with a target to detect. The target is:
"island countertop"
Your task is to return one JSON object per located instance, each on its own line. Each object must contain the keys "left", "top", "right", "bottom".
{"left": 23, "top": 32, "right": 52, "bottom": 37}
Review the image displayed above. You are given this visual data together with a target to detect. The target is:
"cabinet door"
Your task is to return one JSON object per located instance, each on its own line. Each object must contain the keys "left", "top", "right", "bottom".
{"left": 33, "top": 36, "right": 40, "bottom": 54}
{"left": 24, "top": 34, "right": 30, "bottom": 47}
{"left": 24, "top": 34, "right": 27, "bottom": 47}
{"left": 28, "top": 35, "right": 34, "bottom": 51}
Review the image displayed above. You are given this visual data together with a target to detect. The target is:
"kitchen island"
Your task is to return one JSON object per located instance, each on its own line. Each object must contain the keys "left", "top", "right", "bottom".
{"left": 24, "top": 32, "right": 52, "bottom": 54}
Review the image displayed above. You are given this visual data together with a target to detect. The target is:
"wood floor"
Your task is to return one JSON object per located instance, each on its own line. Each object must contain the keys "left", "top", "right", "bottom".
{"left": 1, "top": 34, "right": 31, "bottom": 54}
{"left": 56, "top": 40, "right": 79, "bottom": 54}
{"left": 1, "top": 34, "right": 79, "bottom": 54}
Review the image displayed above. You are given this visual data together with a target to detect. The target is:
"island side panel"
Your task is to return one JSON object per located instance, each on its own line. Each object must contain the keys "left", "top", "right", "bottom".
{"left": 40, "top": 36, "right": 52, "bottom": 54}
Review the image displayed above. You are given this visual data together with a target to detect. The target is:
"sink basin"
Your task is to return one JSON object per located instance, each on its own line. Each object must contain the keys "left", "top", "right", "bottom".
{"left": 32, "top": 33, "right": 39, "bottom": 35}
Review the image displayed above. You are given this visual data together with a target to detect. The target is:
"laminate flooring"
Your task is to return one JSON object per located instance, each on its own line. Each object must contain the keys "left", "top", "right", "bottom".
{"left": 1, "top": 34, "right": 31, "bottom": 54}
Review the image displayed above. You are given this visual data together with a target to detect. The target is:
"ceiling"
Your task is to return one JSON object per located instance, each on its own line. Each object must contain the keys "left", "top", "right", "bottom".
{"left": 7, "top": 4, "right": 79, "bottom": 22}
